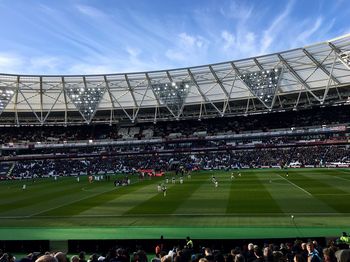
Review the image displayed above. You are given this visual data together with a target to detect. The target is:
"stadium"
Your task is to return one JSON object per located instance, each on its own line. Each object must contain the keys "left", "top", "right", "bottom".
{"left": 1, "top": 32, "right": 350, "bottom": 259}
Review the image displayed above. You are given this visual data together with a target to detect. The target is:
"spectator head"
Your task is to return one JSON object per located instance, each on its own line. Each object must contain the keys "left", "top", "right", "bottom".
{"left": 293, "top": 254, "right": 306, "bottom": 262}
{"left": 71, "top": 256, "right": 79, "bottom": 262}
{"left": 79, "top": 252, "right": 86, "bottom": 261}
{"left": 204, "top": 248, "right": 212, "bottom": 256}
{"left": 301, "top": 243, "right": 307, "bottom": 250}
{"left": 248, "top": 244, "right": 254, "bottom": 251}
{"left": 234, "top": 254, "right": 245, "bottom": 262}
{"left": 54, "top": 252, "right": 67, "bottom": 262}
{"left": 306, "top": 242, "right": 314, "bottom": 253}
{"left": 35, "top": 255, "right": 58, "bottom": 262}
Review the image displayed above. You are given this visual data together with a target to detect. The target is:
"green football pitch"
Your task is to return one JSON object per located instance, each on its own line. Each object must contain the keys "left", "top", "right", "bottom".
{"left": 0, "top": 168, "right": 349, "bottom": 240}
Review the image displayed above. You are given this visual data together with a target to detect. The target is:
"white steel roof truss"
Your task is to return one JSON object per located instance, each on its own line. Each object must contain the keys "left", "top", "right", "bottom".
{"left": 132, "top": 82, "right": 150, "bottom": 122}
{"left": 104, "top": 75, "right": 117, "bottom": 125}
{"left": 145, "top": 72, "right": 161, "bottom": 108}
{"left": 108, "top": 90, "right": 133, "bottom": 121}
{"left": 303, "top": 50, "right": 341, "bottom": 92}
{"left": 124, "top": 74, "right": 138, "bottom": 110}
{"left": 42, "top": 89, "right": 64, "bottom": 124}
{"left": 125, "top": 77, "right": 149, "bottom": 121}
{"left": 322, "top": 55, "right": 338, "bottom": 103}
{"left": 278, "top": 54, "right": 321, "bottom": 102}
{"left": 187, "top": 68, "right": 222, "bottom": 116}
{"left": 17, "top": 88, "right": 42, "bottom": 123}
{"left": 61, "top": 77, "right": 68, "bottom": 126}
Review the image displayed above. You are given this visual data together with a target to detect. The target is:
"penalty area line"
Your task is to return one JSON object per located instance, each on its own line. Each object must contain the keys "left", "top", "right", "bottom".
{"left": 276, "top": 174, "right": 312, "bottom": 196}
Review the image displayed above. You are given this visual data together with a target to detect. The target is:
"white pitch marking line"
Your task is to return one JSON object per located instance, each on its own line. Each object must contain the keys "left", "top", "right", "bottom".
{"left": 28, "top": 187, "right": 118, "bottom": 217}
{"left": 28, "top": 179, "right": 149, "bottom": 217}
{"left": 0, "top": 212, "right": 348, "bottom": 219}
{"left": 277, "top": 174, "right": 312, "bottom": 196}
{"left": 313, "top": 193, "right": 350, "bottom": 196}
{"left": 334, "top": 176, "right": 350, "bottom": 182}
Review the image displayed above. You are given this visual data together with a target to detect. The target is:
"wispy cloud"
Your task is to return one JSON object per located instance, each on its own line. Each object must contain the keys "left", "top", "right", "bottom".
{"left": 75, "top": 4, "right": 107, "bottom": 18}
{"left": 260, "top": 0, "right": 295, "bottom": 54}
{"left": 165, "top": 33, "right": 209, "bottom": 65}
{"left": 219, "top": 0, "right": 253, "bottom": 21}
{"left": 0, "top": 0, "right": 347, "bottom": 75}
{"left": 296, "top": 17, "right": 323, "bottom": 44}
{"left": 0, "top": 53, "right": 24, "bottom": 73}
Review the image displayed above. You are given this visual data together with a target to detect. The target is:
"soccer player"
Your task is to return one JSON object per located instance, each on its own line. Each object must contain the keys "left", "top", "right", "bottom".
{"left": 22, "top": 184, "right": 26, "bottom": 190}
{"left": 215, "top": 181, "right": 218, "bottom": 188}
{"left": 165, "top": 178, "right": 169, "bottom": 184}
{"left": 162, "top": 185, "right": 167, "bottom": 197}
{"left": 187, "top": 171, "right": 191, "bottom": 179}
{"left": 172, "top": 177, "right": 176, "bottom": 184}
{"left": 180, "top": 177, "right": 184, "bottom": 184}
{"left": 231, "top": 173, "right": 235, "bottom": 180}
{"left": 77, "top": 176, "right": 80, "bottom": 182}
{"left": 157, "top": 184, "right": 161, "bottom": 192}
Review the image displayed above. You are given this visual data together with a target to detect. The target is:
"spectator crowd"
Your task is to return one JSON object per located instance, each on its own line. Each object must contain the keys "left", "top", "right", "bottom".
{"left": 1, "top": 236, "right": 350, "bottom": 262}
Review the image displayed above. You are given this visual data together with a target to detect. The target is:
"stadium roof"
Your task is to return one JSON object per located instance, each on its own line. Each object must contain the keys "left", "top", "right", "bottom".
{"left": 1, "top": 34, "right": 350, "bottom": 126}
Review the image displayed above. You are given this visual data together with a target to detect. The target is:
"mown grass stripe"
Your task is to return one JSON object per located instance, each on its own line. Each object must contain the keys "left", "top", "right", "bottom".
{"left": 0, "top": 180, "right": 101, "bottom": 214}
{"left": 283, "top": 170, "right": 350, "bottom": 213}
{"left": 226, "top": 171, "right": 282, "bottom": 213}
{"left": 174, "top": 172, "right": 231, "bottom": 215}
{"left": 126, "top": 175, "right": 203, "bottom": 215}
{"left": 34, "top": 178, "right": 156, "bottom": 217}
{"left": 0, "top": 169, "right": 349, "bottom": 231}
{"left": 264, "top": 170, "right": 337, "bottom": 214}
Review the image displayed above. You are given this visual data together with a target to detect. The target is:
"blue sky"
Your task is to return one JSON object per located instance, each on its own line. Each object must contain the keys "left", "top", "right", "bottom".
{"left": 0, "top": 0, "right": 349, "bottom": 75}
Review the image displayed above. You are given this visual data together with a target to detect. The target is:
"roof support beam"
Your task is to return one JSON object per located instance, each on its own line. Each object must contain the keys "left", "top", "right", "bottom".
{"left": 166, "top": 71, "right": 173, "bottom": 82}
{"left": 14, "top": 76, "right": 20, "bottom": 126}
{"left": 124, "top": 74, "right": 138, "bottom": 108}
{"left": 145, "top": 73, "right": 161, "bottom": 123}
{"left": 42, "top": 89, "right": 63, "bottom": 124}
{"left": 209, "top": 65, "right": 230, "bottom": 115}
{"left": 328, "top": 42, "right": 350, "bottom": 70}
{"left": 106, "top": 91, "right": 133, "bottom": 122}
{"left": 39, "top": 76, "right": 43, "bottom": 124}
{"left": 18, "top": 88, "right": 41, "bottom": 123}
{"left": 187, "top": 68, "right": 222, "bottom": 116}
{"left": 132, "top": 82, "right": 148, "bottom": 122}
{"left": 104, "top": 76, "right": 116, "bottom": 126}
{"left": 277, "top": 54, "right": 321, "bottom": 102}
{"left": 253, "top": 58, "right": 264, "bottom": 70}
{"left": 303, "top": 49, "right": 340, "bottom": 85}
{"left": 322, "top": 55, "right": 338, "bottom": 103}
{"left": 208, "top": 65, "right": 229, "bottom": 99}
{"left": 61, "top": 77, "right": 68, "bottom": 126}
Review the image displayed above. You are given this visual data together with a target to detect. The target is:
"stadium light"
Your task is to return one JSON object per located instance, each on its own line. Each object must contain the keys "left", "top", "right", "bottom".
{"left": 240, "top": 68, "right": 282, "bottom": 107}
{"left": 152, "top": 81, "right": 191, "bottom": 116}
{"left": 339, "top": 52, "right": 350, "bottom": 68}
{"left": 0, "top": 87, "right": 15, "bottom": 114}
{"left": 65, "top": 82, "right": 105, "bottom": 122}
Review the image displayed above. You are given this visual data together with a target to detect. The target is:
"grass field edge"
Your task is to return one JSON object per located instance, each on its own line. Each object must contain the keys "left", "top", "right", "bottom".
{"left": 1, "top": 226, "right": 350, "bottom": 240}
